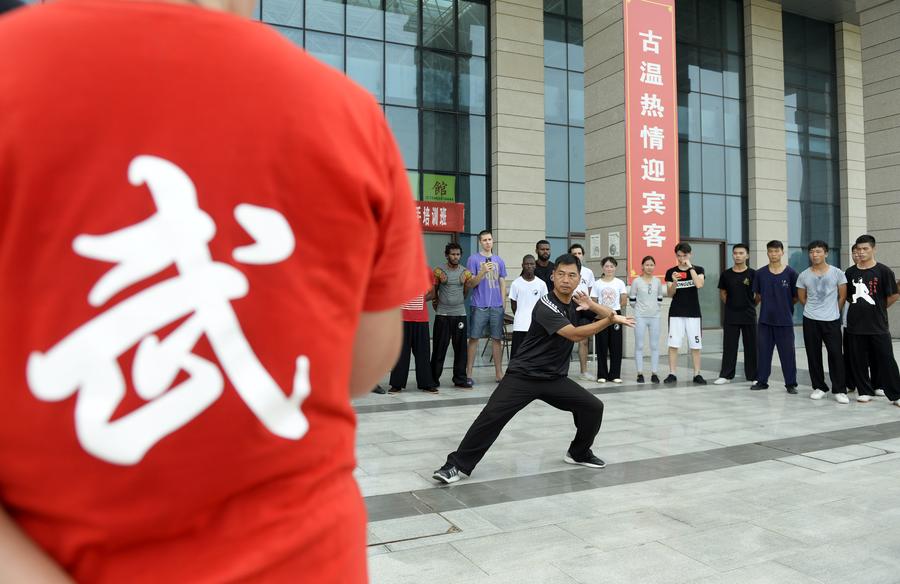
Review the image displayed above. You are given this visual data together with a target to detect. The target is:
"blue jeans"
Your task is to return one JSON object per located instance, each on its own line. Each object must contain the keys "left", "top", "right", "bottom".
{"left": 470, "top": 306, "right": 504, "bottom": 340}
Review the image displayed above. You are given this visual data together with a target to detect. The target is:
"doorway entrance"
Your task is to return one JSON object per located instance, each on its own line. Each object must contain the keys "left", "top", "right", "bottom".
{"left": 684, "top": 240, "right": 726, "bottom": 329}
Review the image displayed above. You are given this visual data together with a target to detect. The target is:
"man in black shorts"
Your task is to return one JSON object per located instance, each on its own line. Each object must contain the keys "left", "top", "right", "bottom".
{"left": 432, "top": 254, "right": 635, "bottom": 484}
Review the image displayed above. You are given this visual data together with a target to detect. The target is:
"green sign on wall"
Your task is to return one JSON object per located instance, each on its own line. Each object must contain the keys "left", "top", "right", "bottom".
{"left": 423, "top": 173, "right": 456, "bottom": 202}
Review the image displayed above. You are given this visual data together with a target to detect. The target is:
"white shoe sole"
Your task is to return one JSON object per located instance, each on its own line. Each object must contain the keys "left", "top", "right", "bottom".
{"left": 810, "top": 392, "right": 825, "bottom": 400}
{"left": 564, "top": 455, "right": 606, "bottom": 469}
{"left": 432, "top": 472, "right": 460, "bottom": 484}
{"left": 835, "top": 397, "right": 850, "bottom": 405}
{"left": 713, "top": 379, "right": 729, "bottom": 385}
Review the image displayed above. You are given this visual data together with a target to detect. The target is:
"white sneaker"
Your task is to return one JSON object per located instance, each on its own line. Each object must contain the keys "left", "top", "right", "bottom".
{"left": 835, "top": 393, "right": 850, "bottom": 404}
{"left": 810, "top": 389, "right": 826, "bottom": 400}
{"left": 612, "top": 378, "right": 622, "bottom": 383}
{"left": 875, "top": 389, "right": 886, "bottom": 397}
{"left": 858, "top": 395, "right": 873, "bottom": 403}
{"left": 713, "top": 377, "right": 729, "bottom": 385}
{"left": 579, "top": 372, "right": 594, "bottom": 382}
{"left": 597, "top": 378, "right": 607, "bottom": 383}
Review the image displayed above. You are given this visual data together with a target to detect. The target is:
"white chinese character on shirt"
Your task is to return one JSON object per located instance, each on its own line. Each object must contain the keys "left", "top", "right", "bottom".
{"left": 640, "top": 61, "right": 663, "bottom": 86}
{"left": 641, "top": 158, "right": 666, "bottom": 182}
{"left": 27, "top": 155, "right": 310, "bottom": 465}
{"left": 640, "top": 126, "right": 664, "bottom": 150}
{"left": 642, "top": 223, "right": 667, "bottom": 247}
{"left": 639, "top": 29, "right": 662, "bottom": 54}
{"left": 642, "top": 191, "right": 666, "bottom": 215}
{"left": 640, "top": 93, "right": 665, "bottom": 118}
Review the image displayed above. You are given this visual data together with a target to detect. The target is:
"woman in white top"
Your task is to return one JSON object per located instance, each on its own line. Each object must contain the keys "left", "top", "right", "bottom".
{"left": 591, "top": 256, "right": 628, "bottom": 382}
{"left": 629, "top": 255, "right": 664, "bottom": 383}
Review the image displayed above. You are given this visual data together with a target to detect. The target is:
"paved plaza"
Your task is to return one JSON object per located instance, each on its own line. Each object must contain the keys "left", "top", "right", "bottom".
{"left": 357, "top": 331, "right": 900, "bottom": 584}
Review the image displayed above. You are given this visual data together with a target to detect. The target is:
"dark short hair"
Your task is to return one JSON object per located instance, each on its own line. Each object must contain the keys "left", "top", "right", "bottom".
{"left": 600, "top": 256, "right": 618, "bottom": 267}
{"left": 855, "top": 234, "right": 876, "bottom": 247}
{"left": 674, "top": 242, "right": 691, "bottom": 254}
{"left": 522, "top": 254, "right": 536, "bottom": 262}
{"left": 732, "top": 243, "right": 749, "bottom": 253}
{"left": 536, "top": 239, "right": 550, "bottom": 248}
{"left": 807, "top": 240, "right": 829, "bottom": 252}
{"left": 641, "top": 255, "right": 656, "bottom": 265}
{"left": 851, "top": 243, "right": 859, "bottom": 251}
{"left": 568, "top": 243, "right": 585, "bottom": 254}
{"left": 478, "top": 229, "right": 492, "bottom": 239}
{"left": 554, "top": 253, "right": 581, "bottom": 273}
{"left": 445, "top": 242, "right": 462, "bottom": 255}
{"left": 766, "top": 240, "right": 784, "bottom": 250}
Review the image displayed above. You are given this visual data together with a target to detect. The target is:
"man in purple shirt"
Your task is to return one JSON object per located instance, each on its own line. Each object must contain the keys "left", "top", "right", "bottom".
{"left": 465, "top": 229, "right": 508, "bottom": 384}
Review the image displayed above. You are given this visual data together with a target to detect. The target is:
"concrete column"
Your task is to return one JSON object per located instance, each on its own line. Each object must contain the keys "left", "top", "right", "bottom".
{"left": 835, "top": 22, "right": 867, "bottom": 266}
{"left": 856, "top": 0, "right": 900, "bottom": 336}
{"left": 743, "top": 0, "right": 787, "bottom": 262}
{"left": 490, "top": 0, "right": 546, "bottom": 271}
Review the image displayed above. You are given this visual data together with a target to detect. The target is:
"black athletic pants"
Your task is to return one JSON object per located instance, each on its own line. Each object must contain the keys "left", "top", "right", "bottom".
{"left": 847, "top": 332, "right": 900, "bottom": 400}
{"left": 802, "top": 317, "right": 845, "bottom": 394}
{"left": 595, "top": 311, "right": 623, "bottom": 379}
{"left": 510, "top": 331, "right": 527, "bottom": 360}
{"left": 445, "top": 374, "right": 605, "bottom": 475}
{"left": 843, "top": 329, "right": 855, "bottom": 390}
{"left": 431, "top": 315, "right": 468, "bottom": 386}
{"left": 390, "top": 321, "right": 435, "bottom": 389}
{"left": 718, "top": 322, "right": 757, "bottom": 381}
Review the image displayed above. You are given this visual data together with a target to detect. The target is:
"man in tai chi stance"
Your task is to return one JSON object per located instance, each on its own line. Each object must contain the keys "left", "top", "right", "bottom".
{"left": 433, "top": 254, "right": 635, "bottom": 484}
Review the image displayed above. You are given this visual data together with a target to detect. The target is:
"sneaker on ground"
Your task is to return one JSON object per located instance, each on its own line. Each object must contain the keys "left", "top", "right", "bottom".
{"left": 875, "top": 389, "right": 886, "bottom": 397}
{"left": 432, "top": 465, "right": 462, "bottom": 484}
{"left": 612, "top": 378, "right": 622, "bottom": 383}
{"left": 713, "top": 377, "right": 730, "bottom": 385}
{"left": 750, "top": 382, "right": 769, "bottom": 391}
{"left": 636, "top": 374, "right": 645, "bottom": 383}
{"left": 454, "top": 381, "right": 473, "bottom": 389}
{"left": 858, "top": 395, "right": 873, "bottom": 403}
{"left": 810, "top": 389, "right": 826, "bottom": 400}
{"left": 579, "top": 372, "right": 594, "bottom": 382}
{"left": 651, "top": 374, "right": 660, "bottom": 384}
{"left": 371, "top": 385, "right": 387, "bottom": 395}
{"left": 564, "top": 450, "right": 606, "bottom": 469}
{"left": 892, "top": 400, "right": 900, "bottom": 408}
{"left": 663, "top": 374, "right": 677, "bottom": 384}
{"left": 786, "top": 385, "right": 798, "bottom": 395}
{"left": 466, "top": 377, "right": 475, "bottom": 386}
{"left": 597, "top": 378, "right": 607, "bottom": 383}
{"left": 420, "top": 387, "right": 439, "bottom": 394}
{"left": 835, "top": 393, "right": 850, "bottom": 404}
{"left": 388, "top": 387, "right": 403, "bottom": 394}
{"left": 693, "top": 375, "right": 707, "bottom": 385}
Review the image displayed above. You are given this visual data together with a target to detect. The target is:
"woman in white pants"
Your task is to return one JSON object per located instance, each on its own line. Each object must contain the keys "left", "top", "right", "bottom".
{"left": 630, "top": 256, "right": 663, "bottom": 383}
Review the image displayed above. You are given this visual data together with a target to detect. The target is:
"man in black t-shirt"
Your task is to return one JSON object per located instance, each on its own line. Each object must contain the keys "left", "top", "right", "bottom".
{"left": 534, "top": 239, "right": 555, "bottom": 292}
{"left": 844, "top": 234, "right": 900, "bottom": 405}
{"left": 432, "top": 254, "right": 635, "bottom": 484}
{"left": 664, "top": 242, "right": 707, "bottom": 385}
{"left": 714, "top": 244, "right": 757, "bottom": 384}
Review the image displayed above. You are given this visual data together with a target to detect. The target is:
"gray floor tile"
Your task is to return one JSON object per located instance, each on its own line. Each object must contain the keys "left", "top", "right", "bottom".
{"left": 662, "top": 522, "right": 807, "bottom": 571}
{"left": 776, "top": 542, "right": 900, "bottom": 584}
{"left": 368, "top": 513, "right": 455, "bottom": 546}
{"left": 557, "top": 541, "right": 717, "bottom": 584}
{"left": 368, "top": 543, "right": 487, "bottom": 584}
{"left": 451, "top": 525, "right": 595, "bottom": 574}
{"left": 685, "top": 560, "right": 826, "bottom": 584}
{"left": 559, "top": 508, "right": 697, "bottom": 551}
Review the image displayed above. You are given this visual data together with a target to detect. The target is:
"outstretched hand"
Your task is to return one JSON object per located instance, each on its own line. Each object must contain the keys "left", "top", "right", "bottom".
{"left": 615, "top": 315, "right": 636, "bottom": 328}
{"left": 573, "top": 291, "right": 592, "bottom": 312}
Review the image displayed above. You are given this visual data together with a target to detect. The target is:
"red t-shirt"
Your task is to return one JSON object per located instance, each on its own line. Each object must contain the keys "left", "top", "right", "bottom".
{"left": 0, "top": 2, "right": 430, "bottom": 582}
{"left": 401, "top": 295, "right": 430, "bottom": 323}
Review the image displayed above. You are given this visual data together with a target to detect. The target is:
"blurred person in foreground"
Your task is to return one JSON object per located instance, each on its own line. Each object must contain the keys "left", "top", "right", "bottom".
{"left": 0, "top": 1, "right": 430, "bottom": 581}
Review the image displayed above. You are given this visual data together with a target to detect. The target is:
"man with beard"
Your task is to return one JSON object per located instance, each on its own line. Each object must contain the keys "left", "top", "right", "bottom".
{"left": 430, "top": 242, "right": 472, "bottom": 389}
{"left": 534, "top": 240, "right": 555, "bottom": 292}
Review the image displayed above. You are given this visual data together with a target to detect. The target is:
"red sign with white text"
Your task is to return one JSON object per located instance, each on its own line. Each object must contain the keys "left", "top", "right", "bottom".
{"left": 415, "top": 201, "right": 465, "bottom": 233}
{"left": 624, "top": 0, "right": 679, "bottom": 281}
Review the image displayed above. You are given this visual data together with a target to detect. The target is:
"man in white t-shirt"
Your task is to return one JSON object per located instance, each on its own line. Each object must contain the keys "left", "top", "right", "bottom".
{"left": 509, "top": 255, "right": 548, "bottom": 359}
{"left": 569, "top": 244, "right": 595, "bottom": 381}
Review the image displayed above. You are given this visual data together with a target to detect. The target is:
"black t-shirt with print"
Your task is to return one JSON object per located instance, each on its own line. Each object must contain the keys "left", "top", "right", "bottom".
{"left": 845, "top": 263, "right": 898, "bottom": 335}
{"left": 534, "top": 262, "right": 555, "bottom": 291}
{"left": 665, "top": 265, "right": 705, "bottom": 318}
{"left": 507, "top": 291, "right": 579, "bottom": 379}
{"left": 718, "top": 267, "right": 756, "bottom": 325}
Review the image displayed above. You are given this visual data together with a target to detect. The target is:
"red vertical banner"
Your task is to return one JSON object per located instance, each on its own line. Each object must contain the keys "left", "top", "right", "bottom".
{"left": 624, "top": 0, "right": 679, "bottom": 281}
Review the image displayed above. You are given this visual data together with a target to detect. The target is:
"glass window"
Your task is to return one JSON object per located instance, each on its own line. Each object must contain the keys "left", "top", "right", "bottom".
{"left": 386, "top": 44, "right": 419, "bottom": 106}
{"left": 386, "top": 0, "right": 419, "bottom": 45}
{"left": 807, "top": 158, "right": 834, "bottom": 202}
{"left": 680, "top": 192, "right": 703, "bottom": 238}
{"left": 723, "top": 53, "right": 741, "bottom": 99}
{"left": 423, "top": 0, "right": 456, "bottom": 51}
{"left": 546, "top": 181, "right": 569, "bottom": 237}
{"left": 568, "top": 127, "right": 585, "bottom": 182}
{"left": 347, "top": 0, "right": 384, "bottom": 39}
{"left": 567, "top": 20, "right": 584, "bottom": 72}
{"left": 679, "top": 142, "right": 702, "bottom": 192}
{"left": 544, "top": 15, "right": 567, "bottom": 68}
{"left": 567, "top": 0, "right": 582, "bottom": 19}
{"left": 700, "top": 94, "right": 724, "bottom": 144}
{"left": 677, "top": 45, "right": 700, "bottom": 93}
{"left": 459, "top": 115, "right": 487, "bottom": 174}
{"left": 701, "top": 144, "right": 725, "bottom": 194}
{"left": 459, "top": 175, "right": 487, "bottom": 233}
{"left": 306, "top": 0, "right": 344, "bottom": 34}
{"left": 726, "top": 195, "right": 742, "bottom": 244}
{"left": 724, "top": 147, "right": 741, "bottom": 196}
{"left": 545, "top": 124, "right": 569, "bottom": 181}
{"left": 347, "top": 38, "right": 384, "bottom": 102}
{"left": 786, "top": 154, "right": 803, "bottom": 200}
{"left": 788, "top": 201, "right": 802, "bottom": 247}
{"left": 676, "top": 0, "right": 698, "bottom": 44}
{"left": 544, "top": 68, "right": 568, "bottom": 124}
{"left": 263, "top": 0, "right": 303, "bottom": 27}
{"left": 305, "top": 31, "right": 344, "bottom": 70}
{"left": 724, "top": 98, "right": 741, "bottom": 146}
{"left": 458, "top": 56, "right": 486, "bottom": 114}
{"left": 272, "top": 25, "right": 303, "bottom": 47}
{"left": 785, "top": 131, "right": 801, "bottom": 156}
{"left": 568, "top": 72, "right": 584, "bottom": 126}
{"left": 697, "top": 0, "right": 721, "bottom": 49}
{"left": 569, "top": 182, "right": 585, "bottom": 233}
{"left": 724, "top": 0, "right": 742, "bottom": 52}
{"left": 703, "top": 194, "right": 727, "bottom": 239}
{"left": 544, "top": 0, "right": 565, "bottom": 15}
{"left": 423, "top": 111, "right": 457, "bottom": 172}
{"left": 459, "top": 1, "right": 487, "bottom": 56}
{"left": 699, "top": 49, "right": 723, "bottom": 96}
{"left": 423, "top": 50, "right": 455, "bottom": 110}
{"left": 386, "top": 106, "right": 420, "bottom": 169}
{"left": 678, "top": 92, "right": 701, "bottom": 141}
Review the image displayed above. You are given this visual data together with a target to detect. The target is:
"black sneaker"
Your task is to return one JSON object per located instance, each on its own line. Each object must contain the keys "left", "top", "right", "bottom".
{"left": 663, "top": 374, "right": 677, "bottom": 384}
{"left": 454, "top": 381, "right": 473, "bottom": 389}
{"left": 564, "top": 450, "right": 606, "bottom": 469}
{"left": 420, "top": 386, "right": 439, "bottom": 394}
{"left": 371, "top": 385, "right": 387, "bottom": 395}
{"left": 693, "top": 375, "right": 707, "bottom": 385}
{"left": 432, "top": 465, "right": 462, "bottom": 484}
{"left": 636, "top": 374, "right": 645, "bottom": 383}
{"left": 750, "top": 382, "right": 769, "bottom": 391}
{"left": 651, "top": 374, "right": 660, "bottom": 384}
{"left": 786, "top": 385, "right": 798, "bottom": 395}
{"left": 388, "top": 386, "right": 403, "bottom": 394}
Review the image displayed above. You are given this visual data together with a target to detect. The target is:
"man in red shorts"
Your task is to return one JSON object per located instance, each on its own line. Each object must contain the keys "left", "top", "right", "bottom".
{"left": 0, "top": 1, "right": 429, "bottom": 581}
